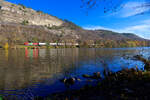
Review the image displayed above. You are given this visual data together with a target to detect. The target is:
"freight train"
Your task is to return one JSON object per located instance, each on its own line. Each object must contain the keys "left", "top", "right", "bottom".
{"left": 24, "top": 42, "right": 79, "bottom": 46}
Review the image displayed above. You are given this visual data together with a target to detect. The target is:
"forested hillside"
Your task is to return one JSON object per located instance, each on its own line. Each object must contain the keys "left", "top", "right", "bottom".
{"left": 0, "top": 22, "right": 150, "bottom": 48}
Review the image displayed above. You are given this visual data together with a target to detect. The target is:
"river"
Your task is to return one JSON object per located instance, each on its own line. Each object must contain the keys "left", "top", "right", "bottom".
{"left": 0, "top": 47, "right": 150, "bottom": 99}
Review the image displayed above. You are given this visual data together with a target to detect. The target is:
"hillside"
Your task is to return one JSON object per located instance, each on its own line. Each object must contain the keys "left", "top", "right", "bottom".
{"left": 93, "top": 30, "right": 146, "bottom": 41}
{"left": 0, "top": 0, "right": 63, "bottom": 26}
{"left": 0, "top": 0, "right": 150, "bottom": 48}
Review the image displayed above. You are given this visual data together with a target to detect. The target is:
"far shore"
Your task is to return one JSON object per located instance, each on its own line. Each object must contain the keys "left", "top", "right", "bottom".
{"left": 0, "top": 44, "right": 150, "bottom": 49}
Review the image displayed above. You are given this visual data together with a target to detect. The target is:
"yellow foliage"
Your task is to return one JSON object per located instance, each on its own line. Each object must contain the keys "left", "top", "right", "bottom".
{"left": 4, "top": 43, "right": 9, "bottom": 49}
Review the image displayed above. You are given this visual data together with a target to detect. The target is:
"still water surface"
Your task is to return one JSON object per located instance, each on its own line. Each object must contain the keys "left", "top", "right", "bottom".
{"left": 0, "top": 47, "right": 150, "bottom": 99}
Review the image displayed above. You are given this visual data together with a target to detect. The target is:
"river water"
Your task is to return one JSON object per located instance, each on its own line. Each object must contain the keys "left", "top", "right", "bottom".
{"left": 0, "top": 47, "right": 150, "bottom": 99}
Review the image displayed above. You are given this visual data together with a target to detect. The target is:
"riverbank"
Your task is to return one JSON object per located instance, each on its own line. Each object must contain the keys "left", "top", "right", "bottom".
{"left": 1, "top": 66, "right": 150, "bottom": 100}
{"left": 43, "top": 68, "right": 150, "bottom": 100}
{"left": 35, "top": 55, "right": 150, "bottom": 100}
{"left": 0, "top": 45, "right": 78, "bottom": 49}
{"left": 0, "top": 44, "right": 150, "bottom": 49}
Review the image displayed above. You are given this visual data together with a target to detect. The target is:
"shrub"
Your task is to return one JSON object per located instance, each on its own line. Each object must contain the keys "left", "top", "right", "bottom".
{"left": 18, "top": 4, "right": 26, "bottom": 9}
{"left": 36, "top": 10, "right": 43, "bottom": 13}
{"left": 21, "top": 20, "right": 29, "bottom": 25}
{"left": 11, "top": 4, "right": 15, "bottom": 7}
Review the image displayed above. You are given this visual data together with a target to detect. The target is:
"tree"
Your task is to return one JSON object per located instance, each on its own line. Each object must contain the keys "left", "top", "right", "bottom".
{"left": 21, "top": 20, "right": 29, "bottom": 25}
{"left": 4, "top": 43, "right": 9, "bottom": 49}
{"left": 81, "top": 0, "right": 150, "bottom": 14}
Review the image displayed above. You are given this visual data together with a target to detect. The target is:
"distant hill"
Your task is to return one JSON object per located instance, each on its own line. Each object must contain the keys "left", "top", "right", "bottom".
{"left": 0, "top": 0, "right": 149, "bottom": 48}
{"left": 92, "top": 30, "right": 145, "bottom": 41}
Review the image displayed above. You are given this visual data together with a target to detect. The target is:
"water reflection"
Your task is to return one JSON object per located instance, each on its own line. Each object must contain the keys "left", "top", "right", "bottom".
{"left": 0, "top": 47, "right": 150, "bottom": 99}
{"left": 25, "top": 48, "right": 39, "bottom": 59}
{"left": 5, "top": 49, "right": 8, "bottom": 61}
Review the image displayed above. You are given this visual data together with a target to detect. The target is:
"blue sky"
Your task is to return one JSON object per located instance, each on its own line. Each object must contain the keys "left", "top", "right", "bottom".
{"left": 6, "top": 0, "right": 150, "bottom": 39}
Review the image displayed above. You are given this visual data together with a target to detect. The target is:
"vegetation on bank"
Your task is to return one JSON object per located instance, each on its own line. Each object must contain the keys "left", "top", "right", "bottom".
{"left": 0, "top": 21, "right": 150, "bottom": 49}
{"left": 36, "top": 55, "right": 150, "bottom": 100}
{"left": 0, "top": 44, "right": 150, "bottom": 49}
{"left": 0, "top": 40, "right": 150, "bottom": 49}
{"left": 48, "top": 68, "right": 150, "bottom": 100}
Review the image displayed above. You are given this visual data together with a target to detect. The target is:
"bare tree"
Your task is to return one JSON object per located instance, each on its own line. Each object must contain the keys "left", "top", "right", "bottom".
{"left": 81, "top": 0, "right": 150, "bottom": 14}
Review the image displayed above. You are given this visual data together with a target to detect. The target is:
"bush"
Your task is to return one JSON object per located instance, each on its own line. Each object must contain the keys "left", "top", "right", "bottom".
{"left": 36, "top": 10, "right": 43, "bottom": 13}
{"left": 18, "top": 4, "right": 26, "bottom": 9}
{"left": 11, "top": 4, "right": 15, "bottom": 7}
{"left": 21, "top": 20, "right": 29, "bottom": 25}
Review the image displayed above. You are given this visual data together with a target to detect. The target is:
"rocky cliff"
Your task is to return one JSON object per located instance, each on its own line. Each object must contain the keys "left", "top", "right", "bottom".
{"left": 0, "top": 0, "right": 63, "bottom": 27}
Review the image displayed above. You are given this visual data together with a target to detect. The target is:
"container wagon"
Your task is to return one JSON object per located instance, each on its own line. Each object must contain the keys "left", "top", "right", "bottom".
{"left": 39, "top": 43, "right": 47, "bottom": 46}
{"left": 24, "top": 42, "right": 39, "bottom": 46}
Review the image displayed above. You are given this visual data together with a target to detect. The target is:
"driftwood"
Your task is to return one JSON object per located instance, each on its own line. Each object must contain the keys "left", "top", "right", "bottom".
{"left": 82, "top": 72, "right": 101, "bottom": 79}
{"left": 134, "top": 55, "right": 150, "bottom": 70}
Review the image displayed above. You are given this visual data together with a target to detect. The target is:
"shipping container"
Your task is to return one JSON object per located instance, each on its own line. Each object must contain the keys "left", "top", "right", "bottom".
{"left": 24, "top": 42, "right": 29, "bottom": 46}
{"left": 58, "top": 43, "right": 65, "bottom": 46}
{"left": 39, "top": 43, "right": 46, "bottom": 46}
{"left": 29, "top": 43, "right": 33, "bottom": 46}
{"left": 74, "top": 43, "right": 79, "bottom": 46}
{"left": 49, "top": 43, "right": 57, "bottom": 46}
{"left": 33, "top": 43, "right": 38, "bottom": 46}
{"left": 66, "top": 43, "right": 72, "bottom": 45}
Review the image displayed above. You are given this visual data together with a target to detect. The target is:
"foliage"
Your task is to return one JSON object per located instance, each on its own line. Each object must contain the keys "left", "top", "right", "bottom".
{"left": 19, "top": 7, "right": 22, "bottom": 10}
{"left": 18, "top": 3, "right": 26, "bottom": 9}
{"left": 0, "top": 23, "right": 150, "bottom": 48}
{"left": 79, "top": 40, "right": 150, "bottom": 48}
{"left": 36, "top": 10, "right": 43, "bottom": 13}
{"left": 63, "top": 19, "right": 82, "bottom": 30}
{"left": 21, "top": 20, "right": 29, "bottom": 25}
{"left": 11, "top": 4, "right": 15, "bottom": 7}
{"left": 4, "top": 43, "right": 9, "bottom": 49}
{"left": 47, "top": 25, "right": 63, "bottom": 30}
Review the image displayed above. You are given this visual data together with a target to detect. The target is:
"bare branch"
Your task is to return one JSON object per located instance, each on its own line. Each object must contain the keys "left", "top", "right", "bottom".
{"left": 81, "top": 0, "right": 150, "bottom": 14}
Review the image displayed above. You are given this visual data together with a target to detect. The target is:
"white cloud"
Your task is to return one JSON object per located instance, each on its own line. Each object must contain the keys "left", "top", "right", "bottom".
{"left": 84, "top": 25, "right": 114, "bottom": 31}
{"left": 117, "top": 20, "right": 150, "bottom": 39}
{"left": 83, "top": 20, "right": 150, "bottom": 39}
{"left": 118, "top": 25, "right": 150, "bottom": 39}
{"left": 83, "top": 25, "right": 123, "bottom": 33}
{"left": 84, "top": 2, "right": 150, "bottom": 39}
{"left": 114, "top": 1, "right": 150, "bottom": 17}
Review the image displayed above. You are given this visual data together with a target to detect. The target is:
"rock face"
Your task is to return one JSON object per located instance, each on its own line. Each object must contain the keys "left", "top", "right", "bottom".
{"left": 0, "top": 0, "right": 63, "bottom": 27}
